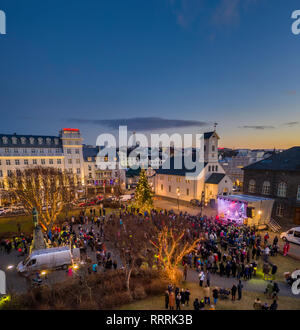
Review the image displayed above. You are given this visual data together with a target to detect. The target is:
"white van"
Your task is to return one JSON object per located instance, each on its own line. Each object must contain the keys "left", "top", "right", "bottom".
{"left": 17, "top": 246, "right": 80, "bottom": 275}
{"left": 280, "top": 227, "right": 300, "bottom": 245}
{"left": 120, "top": 194, "right": 132, "bottom": 202}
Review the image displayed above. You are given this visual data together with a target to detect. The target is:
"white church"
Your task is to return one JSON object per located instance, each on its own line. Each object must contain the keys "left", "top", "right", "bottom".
{"left": 152, "top": 131, "right": 233, "bottom": 205}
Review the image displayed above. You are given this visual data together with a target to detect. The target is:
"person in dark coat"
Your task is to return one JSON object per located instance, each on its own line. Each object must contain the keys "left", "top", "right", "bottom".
{"left": 231, "top": 284, "right": 237, "bottom": 301}
{"left": 193, "top": 298, "right": 200, "bottom": 311}
{"left": 237, "top": 280, "right": 243, "bottom": 300}
{"left": 185, "top": 289, "right": 190, "bottom": 306}
{"left": 270, "top": 300, "right": 278, "bottom": 310}
{"left": 165, "top": 290, "right": 169, "bottom": 309}
{"left": 219, "top": 262, "right": 225, "bottom": 277}
{"left": 225, "top": 262, "right": 231, "bottom": 278}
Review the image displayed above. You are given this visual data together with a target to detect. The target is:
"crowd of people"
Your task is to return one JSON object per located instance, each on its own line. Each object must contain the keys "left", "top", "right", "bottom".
{"left": 0, "top": 204, "right": 298, "bottom": 310}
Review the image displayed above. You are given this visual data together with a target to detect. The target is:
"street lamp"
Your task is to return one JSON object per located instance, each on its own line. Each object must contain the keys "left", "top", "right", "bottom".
{"left": 177, "top": 189, "right": 180, "bottom": 212}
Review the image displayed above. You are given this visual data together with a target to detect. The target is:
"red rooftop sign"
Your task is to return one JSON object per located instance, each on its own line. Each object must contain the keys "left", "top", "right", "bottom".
{"left": 63, "top": 128, "right": 80, "bottom": 132}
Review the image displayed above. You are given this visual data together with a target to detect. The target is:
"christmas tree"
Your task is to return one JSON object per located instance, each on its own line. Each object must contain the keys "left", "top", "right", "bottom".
{"left": 134, "top": 169, "right": 153, "bottom": 212}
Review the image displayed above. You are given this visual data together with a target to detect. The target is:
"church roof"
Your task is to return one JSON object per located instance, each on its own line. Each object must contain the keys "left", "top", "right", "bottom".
{"left": 155, "top": 156, "right": 207, "bottom": 176}
{"left": 205, "top": 173, "right": 225, "bottom": 184}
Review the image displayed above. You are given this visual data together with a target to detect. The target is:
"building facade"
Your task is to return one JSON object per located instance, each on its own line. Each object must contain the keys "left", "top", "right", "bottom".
{"left": 243, "top": 147, "right": 300, "bottom": 225}
{"left": 153, "top": 131, "right": 233, "bottom": 204}
{"left": 0, "top": 128, "right": 126, "bottom": 204}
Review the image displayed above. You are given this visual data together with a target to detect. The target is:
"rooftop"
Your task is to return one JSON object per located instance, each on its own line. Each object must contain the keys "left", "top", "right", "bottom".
{"left": 243, "top": 147, "right": 300, "bottom": 172}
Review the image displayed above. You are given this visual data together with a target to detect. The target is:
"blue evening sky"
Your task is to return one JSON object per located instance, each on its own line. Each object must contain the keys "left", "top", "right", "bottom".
{"left": 0, "top": 0, "right": 299, "bottom": 148}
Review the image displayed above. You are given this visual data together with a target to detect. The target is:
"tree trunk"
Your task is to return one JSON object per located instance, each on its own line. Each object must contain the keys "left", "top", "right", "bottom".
{"left": 125, "top": 267, "right": 133, "bottom": 292}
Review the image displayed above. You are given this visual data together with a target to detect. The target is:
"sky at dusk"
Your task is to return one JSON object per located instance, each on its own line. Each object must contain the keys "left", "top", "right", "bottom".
{"left": 0, "top": 0, "right": 299, "bottom": 149}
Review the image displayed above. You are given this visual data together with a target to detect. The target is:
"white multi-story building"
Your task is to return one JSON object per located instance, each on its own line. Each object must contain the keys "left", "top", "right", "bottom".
{"left": 0, "top": 128, "right": 125, "bottom": 203}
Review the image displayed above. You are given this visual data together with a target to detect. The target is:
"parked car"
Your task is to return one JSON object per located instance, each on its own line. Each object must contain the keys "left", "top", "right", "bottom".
{"left": 280, "top": 227, "right": 300, "bottom": 245}
{"left": 17, "top": 246, "right": 80, "bottom": 275}
{"left": 190, "top": 199, "right": 201, "bottom": 207}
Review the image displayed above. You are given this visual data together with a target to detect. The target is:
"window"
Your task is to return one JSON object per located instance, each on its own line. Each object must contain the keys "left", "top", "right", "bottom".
{"left": 23, "top": 149, "right": 27, "bottom": 153}
{"left": 88, "top": 165, "right": 92, "bottom": 171}
{"left": 4, "top": 148, "right": 9, "bottom": 153}
{"left": 15, "top": 160, "right": 20, "bottom": 165}
{"left": 57, "top": 159, "right": 61, "bottom": 164}
{"left": 41, "top": 159, "right": 45, "bottom": 165}
{"left": 49, "top": 159, "right": 53, "bottom": 165}
{"left": 76, "top": 159, "right": 80, "bottom": 164}
{"left": 262, "top": 181, "right": 271, "bottom": 195}
{"left": 277, "top": 182, "right": 287, "bottom": 197}
{"left": 56, "top": 148, "right": 60, "bottom": 153}
{"left": 29, "top": 137, "right": 35, "bottom": 144}
{"left": 6, "top": 160, "right": 10, "bottom": 166}
{"left": 24, "top": 160, "right": 28, "bottom": 165}
{"left": 2, "top": 136, "right": 8, "bottom": 144}
{"left": 276, "top": 203, "right": 284, "bottom": 217}
{"left": 161, "top": 184, "right": 163, "bottom": 191}
{"left": 14, "top": 148, "right": 18, "bottom": 153}
{"left": 215, "top": 165, "right": 218, "bottom": 172}
{"left": 38, "top": 137, "right": 43, "bottom": 145}
{"left": 67, "top": 149, "right": 71, "bottom": 154}
{"left": 187, "top": 188, "right": 189, "bottom": 196}
{"left": 7, "top": 170, "right": 12, "bottom": 177}
{"left": 212, "top": 145, "right": 215, "bottom": 152}
{"left": 168, "top": 177, "right": 172, "bottom": 182}
{"left": 169, "top": 186, "right": 171, "bottom": 193}
{"left": 21, "top": 137, "right": 26, "bottom": 144}
{"left": 12, "top": 137, "right": 17, "bottom": 144}
{"left": 208, "top": 166, "right": 211, "bottom": 171}
{"left": 46, "top": 138, "right": 51, "bottom": 145}
{"left": 54, "top": 138, "right": 59, "bottom": 145}
{"left": 294, "top": 231, "right": 300, "bottom": 238}
{"left": 33, "top": 159, "right": 37, "bottom": 165}
{"left": 76, "top": 168, "right": 81, "bottom": 174}
{"left": 16, "top": 170, "right": 21, "bottom": 176}
{"left": 75, "top": 149, "right": 79, "bottom": 154}
{"left": 297, "top": 186, "right": 300, "bottom": 201}
{"left": 68, "top": 159, "right": 72, "bottom": 164}
{"left": 89, "top": 173, "right": 92, "bottom": 179}
{"left": 40, "top": 148, "right": 44, "bottom": 153}
{"left": 0, "top": 170, "right": 2, "bottom": 177}
{"left": 249, "top": 179, "right": 256, "bottom": 193}
{"left": 31, "top": 149, "right": 36, "bottom": 154}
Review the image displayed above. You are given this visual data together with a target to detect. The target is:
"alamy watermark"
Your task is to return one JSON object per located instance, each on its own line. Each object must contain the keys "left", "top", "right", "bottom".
{"left": 291, "top": 269, "right": 300, "bottom": 295}
{"left": 0, "top": 10, "right": 6, "bottom": 35}
{"left": 95, "top": 126, "right": 205, "bottom": 180}
{"left": 0, "top": 269, "right": 6, "bottom": 295}
{"left": 292, "top": 10, "right": 300, "bottom": 35}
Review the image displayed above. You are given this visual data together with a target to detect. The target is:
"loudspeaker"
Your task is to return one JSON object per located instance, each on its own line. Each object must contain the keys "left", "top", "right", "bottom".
{"left": 246, "top": 207, "right": 253, "bottom": 218}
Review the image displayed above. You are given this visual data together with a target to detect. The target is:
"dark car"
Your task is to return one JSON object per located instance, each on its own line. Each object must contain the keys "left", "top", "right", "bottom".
{"left": 190, "top": 199, "right": 201, "bottom": 207}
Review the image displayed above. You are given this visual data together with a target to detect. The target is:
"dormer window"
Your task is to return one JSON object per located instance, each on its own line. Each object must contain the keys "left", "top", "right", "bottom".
{"left": 46, "top": 138, "right": 51, "bottom": 145}
{"left": 38, "top": 137, "right": 43, "bottom": 145}
{"left": 29, "top": 137, "right": 35, "bottom": 144}
{"left": 12, "top": 137, "right": 17, "bottom": 144}
{"left": 2, "top": 136, "right": 8, "bottom": 144}
{"left": 21, "top": 137, "right": 26, "bottom": 144}
{"left": 54, "top": 138, "right": 59, "bottom": 145}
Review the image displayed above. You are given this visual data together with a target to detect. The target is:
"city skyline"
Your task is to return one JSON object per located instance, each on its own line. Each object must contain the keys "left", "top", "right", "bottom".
{"left": 0, "top": 0, "right": 299, "bottom": 149}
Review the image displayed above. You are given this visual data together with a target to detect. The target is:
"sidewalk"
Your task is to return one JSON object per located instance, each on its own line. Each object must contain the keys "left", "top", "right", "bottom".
{"left": 186, "top": 268, "right": 300, "bottom": 300}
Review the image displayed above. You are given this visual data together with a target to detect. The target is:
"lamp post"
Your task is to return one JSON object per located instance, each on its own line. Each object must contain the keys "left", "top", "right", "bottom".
{"left": 177, "top": 190, "right": 180, "bottom": 212}
{"left": 258, "top": 210, "right": 262, "bottom": 225}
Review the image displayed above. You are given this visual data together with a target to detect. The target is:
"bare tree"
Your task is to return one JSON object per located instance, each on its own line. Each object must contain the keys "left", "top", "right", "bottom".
{"left": 104, "top": 214, "right": 151, "bottom": 291}
{"left": 6, "top": 167, "right": 77, "bottom": 233}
